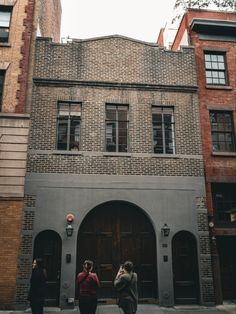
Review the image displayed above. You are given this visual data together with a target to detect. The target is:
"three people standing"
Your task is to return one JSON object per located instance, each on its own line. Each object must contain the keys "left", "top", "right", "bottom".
{"left": 28, "top": 257, "right": 137, "bottom": 314}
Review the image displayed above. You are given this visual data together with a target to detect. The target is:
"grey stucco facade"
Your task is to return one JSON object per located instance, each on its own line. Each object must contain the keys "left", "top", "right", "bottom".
{"left": 16, "top": 36, "right": 214, "bottom": 308}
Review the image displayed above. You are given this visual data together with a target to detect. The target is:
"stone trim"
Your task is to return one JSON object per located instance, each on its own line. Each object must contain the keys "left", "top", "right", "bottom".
{"left": 33, "top": 78, "right": 198, "bottom": 93}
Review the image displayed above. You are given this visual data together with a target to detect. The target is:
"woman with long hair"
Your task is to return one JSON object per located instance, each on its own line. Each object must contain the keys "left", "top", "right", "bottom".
{"left": 28, "top": 258, "right": 47, "bottom": 314}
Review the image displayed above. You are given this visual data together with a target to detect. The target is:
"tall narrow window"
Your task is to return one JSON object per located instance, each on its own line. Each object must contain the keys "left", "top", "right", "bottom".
{"left": 57, "top": 102, "right": 81, "bottom": 151}
{"left": 204, "top": 52, "right": 227, "bottom": 85}
{"left": 0, "top": 6, "right": 12, "bottom": 43}
{"left": 210, "top": 111, "right": 235, "bottom": 152}
{"left": 0, "top": 70, "right": 5, "bottom": 111}
{"left": 152, "top": 107, "right": 175, "bottom": 154}
{"left": 105, "top": 104, "right": 128, "bottom": 152}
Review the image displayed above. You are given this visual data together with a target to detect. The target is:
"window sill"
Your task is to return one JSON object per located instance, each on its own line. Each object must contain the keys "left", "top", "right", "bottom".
{"left": 206, "top": 85, "right": 232, "bottom": 91}
{"left": 212, "top": 152, "right": 236, "bottom": 157}
{"left": 52, "top": 150, "right": 83, "bottom": 155}
{"left": 151, "top": 153, "right": 178, "bottom": 158}
{"left": 103, "top": 152, "right": 132, "bottom": 157}
{"left": 0, "top": 43, "right": 11, "bottom": 47}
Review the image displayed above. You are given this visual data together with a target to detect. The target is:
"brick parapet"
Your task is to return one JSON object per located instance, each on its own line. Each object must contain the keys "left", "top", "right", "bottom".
{"left": 34, "top": 36, "right": 197, "bottom": 87}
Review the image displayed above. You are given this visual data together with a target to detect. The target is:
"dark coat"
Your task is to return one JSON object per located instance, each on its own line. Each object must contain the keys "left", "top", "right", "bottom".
{"left": 28, "top": 268, "right": 46, "bottom": 301}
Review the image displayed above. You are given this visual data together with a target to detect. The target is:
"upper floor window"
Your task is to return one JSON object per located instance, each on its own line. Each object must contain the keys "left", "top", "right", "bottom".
{"left": 0, "top": 70, "right": 5, "bottom": 111}
{"left": 204, "top": 52, "right": 227, "bottom": 85}
{"left": 0, "top": 6, "right": 12, "bottom": 43}
{"left": 105, "top": 104, "right": 128, "bottom": 152}
{"left": 212, "top": 183, "right": 236, "bottom": 225}
{"left": 57, "top": 102, "right": 81, "bottom": 151}
{"left": 152, "top": 107, "right": 175, "bottom": 154}
{"left": 210, "top": 111, "right": 235, "bottom": 152}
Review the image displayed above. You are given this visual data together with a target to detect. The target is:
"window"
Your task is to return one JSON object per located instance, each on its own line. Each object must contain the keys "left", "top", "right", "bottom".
{"left": 212, "top": 183, "right": 236, "bottom": 225}
{"left": 57, "top": 102, "right": 81, "bottom": 150}
{"left": 210, "top": 111, "right": 235, "bottom": 152}
{"left": 0, "top": 70, "right": 5, "bottom": 110}
{"left": 105, "top": 104, "right": 128, "bottom": 152}
{"left": 152, "top": 107, "right": 175, "bottom": 154}
{"left": 204, "top": 52, "right": 227, "bottom": 85}
{"left": 0, "top": 6, "right": 12, "bottom": 43}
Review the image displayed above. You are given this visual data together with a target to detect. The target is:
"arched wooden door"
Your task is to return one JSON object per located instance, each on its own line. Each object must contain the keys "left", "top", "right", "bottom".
{"left": 77, "top": 201, "right": 157, "bottom": 302}
{"left": 172, "top": 231, "right": 200, "bottom": 304}
{"left": 34, "top": 230, "right": 62, "bottom": 306}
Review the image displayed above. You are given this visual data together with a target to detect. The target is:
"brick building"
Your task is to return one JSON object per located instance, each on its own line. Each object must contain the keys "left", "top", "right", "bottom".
{"left": 0, "top": 0, "right": 61, "bottom": 309}
{"left": 162, "top": 9, "right": 236, "bottom": 304}
{"left": 17, "top": 34, "right": 215, "bottom": 309}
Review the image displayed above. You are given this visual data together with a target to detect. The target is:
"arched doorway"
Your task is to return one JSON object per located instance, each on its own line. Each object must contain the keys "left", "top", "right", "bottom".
{"left": 34, "top": 230, "right": 62, "bottom": 306}
{"left": 172, "top": 231, "right": 200, "bottom": 304}
{"left": 77, "top": 201, "right": 157, "bottom": 302}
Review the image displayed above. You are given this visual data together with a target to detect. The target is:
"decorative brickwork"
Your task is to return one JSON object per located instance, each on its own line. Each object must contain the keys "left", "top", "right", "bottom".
{"left": 15, "top": 193, "right": 36, "bottom": 307}
{"left": 24, "top": 194, "right": 36, "bottom": 208}
{"left": 16, "top": 0, "right": 36, "bottom": 113}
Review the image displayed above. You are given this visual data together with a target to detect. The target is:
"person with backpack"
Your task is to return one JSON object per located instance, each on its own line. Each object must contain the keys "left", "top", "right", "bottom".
{"left": 114, "top": 260, "right": 138, "bottom": 314}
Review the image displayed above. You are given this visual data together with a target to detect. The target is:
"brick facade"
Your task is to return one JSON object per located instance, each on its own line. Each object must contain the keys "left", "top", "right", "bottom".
{"left": 170, "top": 9, "right": 236, "bottom": 304}
{"left": 16, "top": 36, "right": 214, "bottom": 308}
{"left": 0, "top": 0, "right": 61, "bottom": 309}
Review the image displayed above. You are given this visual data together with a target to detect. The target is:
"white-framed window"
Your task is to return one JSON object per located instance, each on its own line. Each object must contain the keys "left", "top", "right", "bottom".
{"left": 210, "top": 111, "right": 235, "bottom": 152}
{"left": 204, "top": 52, "right": 227, "bottom": 85}
{"left": 152, "top": 106, "right": 175, "bottom": 154}
{"left": 0, "top": 6, "right": 12, "bottom": 43}
{"left": 57, "top": 102, "right": 81, "bottom": 151}
{"left": 105, "top": 104, "right": 128, "bottom": 152}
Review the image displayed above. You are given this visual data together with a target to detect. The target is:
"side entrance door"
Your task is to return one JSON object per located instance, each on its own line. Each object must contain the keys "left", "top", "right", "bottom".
{"left": 77, "top": 201, "right": 157, "bottom": 302}
{"left": 218, "top": 236, "right": 236, "bottom": 300}
{"left": 34, "top": 230, "right": 62, "bottom": 306}
{"left": 172, "top": 231, "right": 200, "bottom": 304}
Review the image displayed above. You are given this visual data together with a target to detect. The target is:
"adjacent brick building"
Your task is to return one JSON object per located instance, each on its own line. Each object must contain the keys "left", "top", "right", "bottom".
{"left": 160, "top": 9, "right": 236, "bottom": 304}
{"left": 17, "top": 35, "right": 215, "bottom": 309}
{"left": 0, "top": 0, "right": 61, "bottom": 309}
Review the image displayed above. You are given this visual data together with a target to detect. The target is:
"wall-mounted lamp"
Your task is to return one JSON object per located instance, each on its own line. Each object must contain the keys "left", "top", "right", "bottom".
{"left": 66, "top": 213, "right": 74, "bottom": 237}
{"left": 161, "top": 223, "right": 170, "bottom": 237}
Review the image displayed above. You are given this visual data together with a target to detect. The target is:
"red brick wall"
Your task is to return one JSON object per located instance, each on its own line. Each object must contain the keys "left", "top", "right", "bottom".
{"left": 0, "top": 200, "right": 23, "bottom": 309}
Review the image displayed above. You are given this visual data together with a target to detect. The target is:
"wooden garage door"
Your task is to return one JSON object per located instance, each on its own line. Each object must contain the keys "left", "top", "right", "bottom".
{"left": 77, "top": 201, "right": 157, "bottom": 302}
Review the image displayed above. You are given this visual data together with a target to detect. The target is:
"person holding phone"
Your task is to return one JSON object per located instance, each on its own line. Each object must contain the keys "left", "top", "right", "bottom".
{"left": 76, "top": 260, "right": 100, "bottom": 314}
{"left": 114, "top": 261, "right": 138, "bottom": 314}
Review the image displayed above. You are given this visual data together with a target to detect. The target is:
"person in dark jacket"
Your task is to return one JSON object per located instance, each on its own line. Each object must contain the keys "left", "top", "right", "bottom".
{"left": 77, "top": 260, "right": 100, "bottom": 314}
{"left": 28, "top": 258, "right": 47, "bottom": 314}
{"left": 114, "top": 260, "right": 138, "bottom": 314}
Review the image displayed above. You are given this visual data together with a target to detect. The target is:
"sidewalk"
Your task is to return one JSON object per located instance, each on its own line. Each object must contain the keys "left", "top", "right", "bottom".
{"left": 0, "top": 303, "right": 236, "bottom": 314}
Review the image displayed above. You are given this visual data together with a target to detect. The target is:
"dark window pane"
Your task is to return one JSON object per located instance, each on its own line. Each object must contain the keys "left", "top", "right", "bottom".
{"left": 106, "top": 122, "right": 116, "bottom": 151}
{"left": 210, "top": 111, "right": 235, "bottom": 152}
{"left": 70, "top": 119, "right": 80, "bottom": 150}
{"left": 57, "top": 120, "right": 68, "bottom": 150}
{"left": 0, "top": 8, "right": 11, "bottom": 43}
{"left": 152, "top": 107, "right": 174, "bottom": 154}
{"left": 57, "top": 102, "right": 81, "bottom": 151}
{"left": 106, "top": 105, "right": 128, "bottom": 152}
{"left": 212, "top": 183, "right": 236, "bottom": 225}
